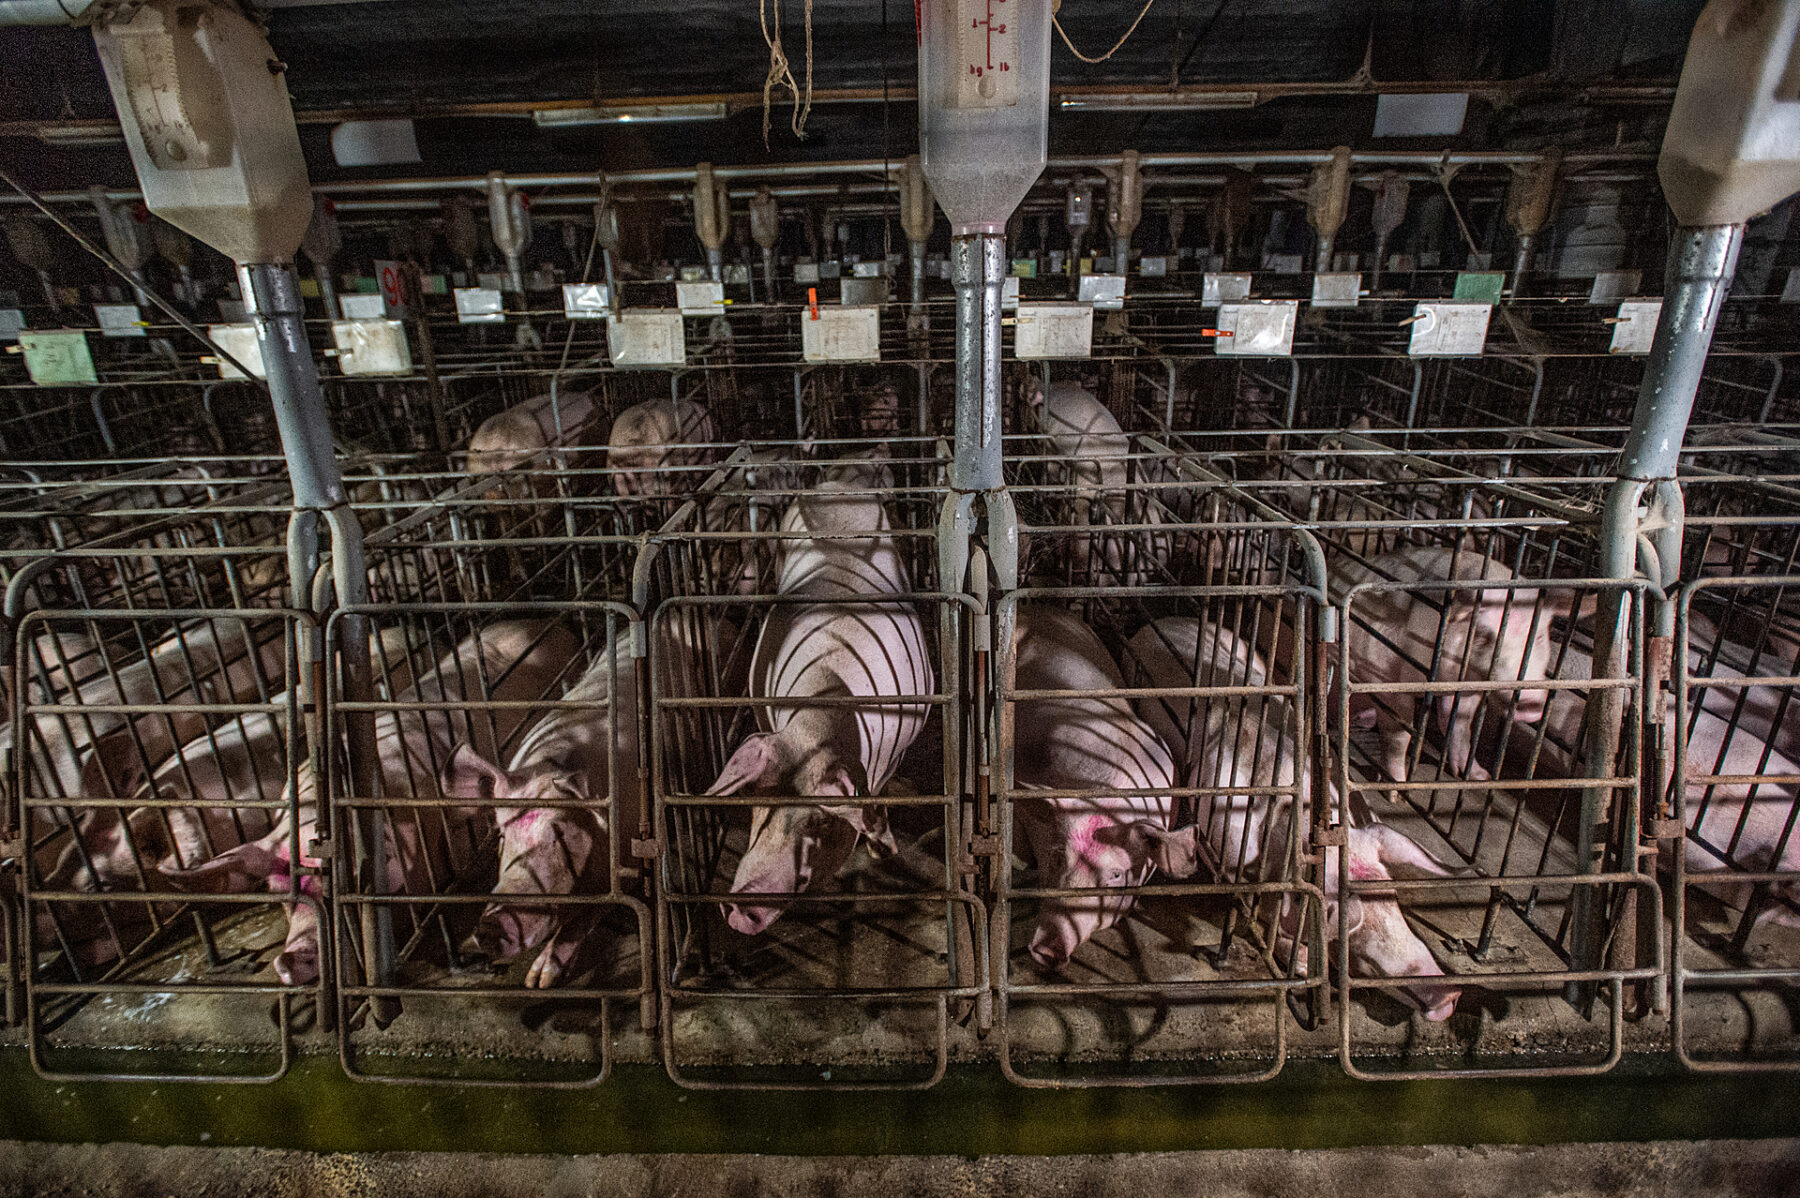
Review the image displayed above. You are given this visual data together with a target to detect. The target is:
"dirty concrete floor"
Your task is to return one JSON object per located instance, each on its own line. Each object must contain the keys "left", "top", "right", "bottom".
{"left": 1, "top": 1139, "right": 1796, "bottom": 1198}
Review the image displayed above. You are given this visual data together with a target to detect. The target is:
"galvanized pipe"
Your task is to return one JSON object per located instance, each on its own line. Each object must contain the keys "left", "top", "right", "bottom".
{"left": 950, "top": 233, "right": 1005, "bottom": 494}
{"left": 1569, "top": 222, "right": 1743, "bottom": 994}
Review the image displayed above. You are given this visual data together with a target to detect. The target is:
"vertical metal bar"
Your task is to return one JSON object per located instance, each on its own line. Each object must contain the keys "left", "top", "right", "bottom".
{"left": 1570, "top": 223, "right": 1743, "bottom": 995}
{"left": 238, "top": 261, "right": 386, "bottom": 1001}
{"left": 950, "top": 233, "right": 1005, "bottom": 494}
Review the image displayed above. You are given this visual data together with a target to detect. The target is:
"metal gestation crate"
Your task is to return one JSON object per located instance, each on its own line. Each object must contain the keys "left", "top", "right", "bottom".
{"left": 8, "top": 598, "right": 306, "bottom": 1082}
{"left": 636, "top": 438, "right": 985, "bottom": 1089}
{"left": 324, "top": 600, "right": 651, "bottom": 1086}
{"left": 1269, "top": 436, "right": 1662, "bottom": 1076}
{"left": 987, "top": 457, "right": 1331, "bottom": 1085}
{"left": 1669, "top": 555, "right": 1800, "bottom": 1070}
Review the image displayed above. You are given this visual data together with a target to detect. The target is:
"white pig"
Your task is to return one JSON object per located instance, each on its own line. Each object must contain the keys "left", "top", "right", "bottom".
{"left": 438, "top": 614, "right": 740, "bottom": 987}
{"left": 1009, "top": 605, "right": 1198, "bottom": 970}
{"left": 1332, "top": 544, "right": 1585, "bottom": 791}
{"left": 465, "top": 390, "right": 599, "bottom": 476}
{"left": 607, "top": 397, "right": 717, "bottom": 499}
{"left": 1025, "top": 382, "right": 1166, "bottom": 587}
{"left": 162, "top": 621, "right": 580, "bottom": 986}
{"left": 1123, "top": 616, "right": 1464, "bottom": 1020}
{"left": 706, "top": 458, "right": 933, "bottom": 936}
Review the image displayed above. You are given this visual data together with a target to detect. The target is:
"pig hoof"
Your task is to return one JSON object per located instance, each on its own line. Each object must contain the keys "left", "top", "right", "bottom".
{"left": 273, "top": 947, "right": 318, "bottom": 987}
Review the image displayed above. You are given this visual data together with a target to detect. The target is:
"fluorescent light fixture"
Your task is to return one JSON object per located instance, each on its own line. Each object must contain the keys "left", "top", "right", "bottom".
{"left": 534, "top": 103, "right": 729, "bottom": 128}
{"left": 35, "top": 123, "right": 126, "bottom": 148}
{"left": 1058, "top": 91, "right": 1258, "bottom": 112}
{"left": 1373, "top": 92, "right": 1468, "bottom": 137}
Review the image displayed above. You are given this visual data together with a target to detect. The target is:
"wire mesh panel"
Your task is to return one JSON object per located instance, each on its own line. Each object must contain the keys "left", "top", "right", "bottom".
{"left": 326, "top": 601, "right": 651, "bottom": 1086}
{"left": 641, "top": 442, "right": 983, "bottom": 1089}
{"left": 1672, "top": 574, "right": 1800, "bottom": 1071}
{"left": 10, "top": 604, "right": 308, "bottom": 1082}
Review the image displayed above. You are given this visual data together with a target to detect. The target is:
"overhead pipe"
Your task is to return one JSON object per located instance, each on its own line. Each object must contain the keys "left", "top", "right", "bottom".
{"left": 1504, "top": 147, "right": 1561, "bottom": 297}
{"left": 1306, "top": 145, "right": 1352, "bottom": 271}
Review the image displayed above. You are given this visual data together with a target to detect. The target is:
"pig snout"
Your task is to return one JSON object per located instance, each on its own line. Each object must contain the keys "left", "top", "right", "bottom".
{"left": 723, "top": 899, "right": 781, "bottom": 936}
{"left": 1410, "top": 979, "right": 1462, "bottom": 1023}
{"left": 1027, "top": 913, "right": 1081, "bottom": 970}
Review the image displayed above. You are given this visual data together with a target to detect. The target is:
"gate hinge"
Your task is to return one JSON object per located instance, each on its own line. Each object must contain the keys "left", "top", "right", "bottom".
{"left": 1648, "top": 817, "right": 1685, "bottom": 839}
{"left": 1312, "top": 826, "right": 1348, "bottom": 847}
{"left": 631, "top": 836, "right": 663, "bottom": 860}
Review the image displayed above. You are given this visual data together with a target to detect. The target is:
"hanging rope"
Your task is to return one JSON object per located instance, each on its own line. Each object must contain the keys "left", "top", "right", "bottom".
{"left": 1053, "top": 0, "right": 1160, "bottom": 64}
{"left": 760, "top": 0, "right": 815, "bottom": 148}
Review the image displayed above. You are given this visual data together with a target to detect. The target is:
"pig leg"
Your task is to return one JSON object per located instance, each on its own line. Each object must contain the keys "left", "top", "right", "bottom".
{"left": 525, "top": 908, "right": 600, "bottom": 989}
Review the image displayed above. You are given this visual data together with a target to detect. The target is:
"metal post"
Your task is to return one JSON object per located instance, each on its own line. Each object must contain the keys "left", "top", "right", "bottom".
{"left": 949, "top": 233, "right": 1005, "bottom": 494}
{"left": 238, "top": 261, "right": 386, "bottom": 1002}
{"left": 1569, "top": 223, "right": 1743, "bottom": 997}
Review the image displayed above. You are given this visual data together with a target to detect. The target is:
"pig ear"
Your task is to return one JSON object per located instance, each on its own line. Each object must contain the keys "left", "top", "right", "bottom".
{"left": 705, "top": 733, "right": 782, "bottom": 796}
{"left": 1360, "top": 824, "right": 1471, "bottom": 879}
{"left": 440, "top": 742, "right": 511, "bottom": 802}
{"left": 1127, "top": 820, "right": 1199, "bottom": 878}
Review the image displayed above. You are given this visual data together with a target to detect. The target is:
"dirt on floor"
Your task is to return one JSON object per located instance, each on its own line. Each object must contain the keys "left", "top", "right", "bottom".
{"left": 0, "top": 1139, "right": 1796, "bottom": 1198}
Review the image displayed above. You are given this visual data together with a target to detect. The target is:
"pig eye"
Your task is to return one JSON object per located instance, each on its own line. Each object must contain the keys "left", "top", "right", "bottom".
{"left": 1105, "top": 866, "right": 1128, "bottom": 885}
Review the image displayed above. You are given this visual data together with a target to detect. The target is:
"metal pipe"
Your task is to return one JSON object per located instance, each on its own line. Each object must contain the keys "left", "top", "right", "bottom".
{"left": 0, "top": 0, "right": 101, "bottom": 24}
{"left": 1569, "top": 222, "right": 1744, "bottom": 996}
{"left": 950, "top": 234, "right": 1005, "bottom": 494}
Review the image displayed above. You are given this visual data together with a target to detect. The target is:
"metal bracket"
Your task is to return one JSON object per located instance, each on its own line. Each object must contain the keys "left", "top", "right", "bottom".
{"left": 1312, "top": 826, "right": 1348, "bottom": 847}
{"left": 630, "top": 836, "right": 663, "bottom": 860}
{"left": 1649, "top": 818, "right": 1685, "bottom": 840}
{"left": 968, "top": 833, "right": 1001, "bottom": 857}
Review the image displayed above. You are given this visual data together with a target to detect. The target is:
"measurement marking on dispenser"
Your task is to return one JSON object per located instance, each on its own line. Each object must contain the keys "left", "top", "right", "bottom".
{"left": 955, "top": 0, "right": 1019, "bottom": 109}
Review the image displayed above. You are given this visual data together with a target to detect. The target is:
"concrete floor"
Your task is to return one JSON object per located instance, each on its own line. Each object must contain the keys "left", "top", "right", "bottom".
{"left": 1, "top": 1139, "right": 1796, "bottom": 1198}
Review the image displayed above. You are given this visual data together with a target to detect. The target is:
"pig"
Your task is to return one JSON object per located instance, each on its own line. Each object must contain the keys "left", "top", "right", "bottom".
{"left": 699, "top": 444, "right": 811, "bottom": 596}
{"left": 607, "top": 397, "right": 718, "bottom": 499}
{"left": 1331, "top": 544, "right": 1586, "bottom": 793}
{"left": 162, "top": 620, "right": 580, "bottom": 986}
{"left": 1529, "top": 640, "right": 1800, "bottom": 934}
{"left": 1024, "top": 381, "right": 1166, "bottom": 587}
{"left": 1009, "top": 605, "right": 1198, "bottom": 970}
{"left": 1122, "top": 616, "right": 1464, "bottom": 1020}
{"left": 465, "top": 390, "right": 599, "bottom": 476}
{"left": 438, "top": 614, "right": 739, "bottom": 987}
{"left": 705, "top": 455, "right": 934, "bottom": 936}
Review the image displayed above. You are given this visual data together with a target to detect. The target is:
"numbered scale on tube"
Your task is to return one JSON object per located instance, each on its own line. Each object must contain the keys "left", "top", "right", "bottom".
{"left": 956, "top": 0, "right": 1019, "bottom": 109}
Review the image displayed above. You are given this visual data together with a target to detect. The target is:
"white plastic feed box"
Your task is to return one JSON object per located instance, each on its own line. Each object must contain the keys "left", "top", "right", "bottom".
{"left": 1077, "top": 274, "right": 1126, "bottom": 311}
{"left": 1311, "top": 273, "right": 1363, "bottom": 308}
{"left": 1216, "top": 300, "right": 1299, "bottom": 357}
{"left": 607, "top": 309, "right": 686, "bottom": 369}
{"left": 1588, "top": 270, "right": 1643, "bottom": 306}
{"left": 1138, "top": 256, "right": 1167, "bottom": 277}
{"left": 94, "top": 304, "right": 145, "bottom": 338}
{"left": 454, "top": 288, "right": 505, "bottom": 325}
{"left": 331, "top": 319, "right": 413, "bottom": 375}
{"left": 338, "top": 293, "right": 388, "bottom": 321}
{"left": 1013, "top": 302, "right": 1094, "bottom": 359}
{"left": 0, "top": 310, "right": 24, "bottom": 343}
{"left": 207, "top": 323, "right": 266, "bottom": 379}
{"left": 1407, "top": 301, "right": 1492, "bottom": 357}
{"left": 676, "top": 280, "right": 725, "bottom": 316}
{"left": 1609, "top": 301, "right": 1663, "bottom": 355}
{"left": 562, "top": 283, "right": 610, "bottom": 320}
{"left": 802, "top": 305, "right": 882, "bottom": 363}
{"left": 1202, "top": 273, "right": 1253, "bottom": 306}
{"left": 17, "top": 330, "right": 97, "bottom": 386}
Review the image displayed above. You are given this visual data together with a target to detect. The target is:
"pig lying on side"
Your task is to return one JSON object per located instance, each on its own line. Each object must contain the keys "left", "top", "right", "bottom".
{"left": 1010, "top": 605, "right": 1198, "bottom": 969}
{"left": 706, "top": 455, "right": 933, "bottom": 936}
{"left": 1332, "top": 544, "right": 1584, "bottom": 792}
{"left": 1124, "top": 616, "right": 1465, "bottom": 1021}
{"left": 607, "top": 397, "right": 717, "bottom": 499}
{"left": 163, "top": 621, "right": 580, "bottom": 986}
{"left": 440, "top": 614, "right": 740, "bottom": 987}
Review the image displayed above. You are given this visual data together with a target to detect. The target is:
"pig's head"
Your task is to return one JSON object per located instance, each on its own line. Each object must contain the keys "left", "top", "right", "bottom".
{"left": 440, "top": 742, "right": 603, "bottom": 963}
{"left": 1447, "top": 586, "right": 1591, "bottom": 728}
{"left": 1336, "top": 823, "right": 1465, "bottom": 1022}
{"left": 1023, "top": 805, "right": 1198, "bottom": 970}
{"left": 706, "top": 731, "right": 895, "bottom": 936}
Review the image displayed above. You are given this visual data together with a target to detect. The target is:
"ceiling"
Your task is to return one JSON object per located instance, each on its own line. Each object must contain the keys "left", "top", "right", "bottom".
{"left": 0, "top": 0, "right": 1706, "bottom": 191}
